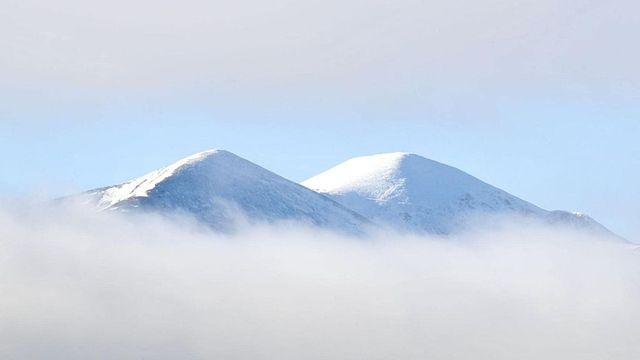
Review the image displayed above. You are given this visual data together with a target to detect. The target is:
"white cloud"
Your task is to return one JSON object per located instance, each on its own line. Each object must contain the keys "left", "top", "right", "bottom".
{"left": 2, "top": 0, "right": 639, "bottom": 115}
{"left": 0, "top": 200, "right": 638, "bottom": 359}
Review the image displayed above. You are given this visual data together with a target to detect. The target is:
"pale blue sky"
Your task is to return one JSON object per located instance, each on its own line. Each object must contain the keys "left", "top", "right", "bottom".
{"left": 2, "top": 0, "right": 639, "bottom": 239}
{"left": 2, "top": 100, "right": 638, "bottom": 240}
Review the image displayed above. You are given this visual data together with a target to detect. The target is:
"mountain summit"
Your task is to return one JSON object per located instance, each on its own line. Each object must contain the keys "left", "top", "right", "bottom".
{"left": 85, "top": 150, "right": 370, "bottom": 233}
{"left": 81, "top": 149, "right": 613, "bottom": 237}
{"left": 303, "top": 152, "right": 610, "bottom": 235}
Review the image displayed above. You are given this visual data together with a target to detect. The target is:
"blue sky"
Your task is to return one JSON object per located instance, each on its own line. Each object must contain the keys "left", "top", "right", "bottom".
{"left": 2, "top": 0, "right": 639, "bottom": 239}
{"left": 3, "top": 102, "right": 638, "bottom": 240}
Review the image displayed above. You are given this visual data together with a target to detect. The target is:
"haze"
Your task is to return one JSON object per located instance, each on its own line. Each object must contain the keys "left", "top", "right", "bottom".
{"left": 1, "top": 201, "right": 638, "bottom": 359}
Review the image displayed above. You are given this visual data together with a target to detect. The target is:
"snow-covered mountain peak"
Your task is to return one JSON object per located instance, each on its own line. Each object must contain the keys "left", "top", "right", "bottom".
{"left": 303, "top": 152, "right": 531, "bottom": 209}
{"left": 302, "top": 152, "right": 606, "bottom": 234}
{"left": 304, "top": 152, "right": 414, "bottom": 203}
{"left": 79, "top": 149, "right": 615, "bottom": 238}
{"left": 96, "top": 149, "right": 237, "bottom": 209}
{"left": 85, "top": 149, "right": 371, "bottom": 233}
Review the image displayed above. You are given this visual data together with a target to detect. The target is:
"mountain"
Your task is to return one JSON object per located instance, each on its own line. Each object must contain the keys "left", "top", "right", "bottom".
{"left": 80, "top": 149, "right": 614, "bottom": 237}
{"left": 83, "top": 150, "right": 370, "bottom": 233}
{"left": 302, "top": 152, "right": 612, "bottom": 235}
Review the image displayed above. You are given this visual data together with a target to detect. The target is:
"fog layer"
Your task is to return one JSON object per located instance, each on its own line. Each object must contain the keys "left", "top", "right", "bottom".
{"left": 0, "top": 201, "right": 638, "bottom": 359}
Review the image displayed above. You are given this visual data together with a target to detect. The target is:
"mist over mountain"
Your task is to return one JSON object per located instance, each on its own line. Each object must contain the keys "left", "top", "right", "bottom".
{"left": 2, "top": 150, "right": 631, "bottom": 360}
{"left": 0, "top": 200, "right": 637, "bottom": 360}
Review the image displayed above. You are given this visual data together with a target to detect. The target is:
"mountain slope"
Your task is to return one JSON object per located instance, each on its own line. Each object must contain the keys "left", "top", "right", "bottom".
{"left": 302, "top": 152, "right": 611, "bottom": 235}
{"left": 85, "top": 150, "right": 370, "bottom": 233}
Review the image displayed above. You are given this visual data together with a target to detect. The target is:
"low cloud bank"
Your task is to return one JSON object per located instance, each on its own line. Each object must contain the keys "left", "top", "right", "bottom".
{"left": 0, "top": 201, "right": 639, "bottom": 359}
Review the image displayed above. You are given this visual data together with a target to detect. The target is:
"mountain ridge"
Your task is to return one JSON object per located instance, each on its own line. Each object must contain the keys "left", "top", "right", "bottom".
{"left": 302, "top": 152, "right": 612, "bottom": 235}
{"left": 79, "top": 149, "right": 615, "bottom": 237}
